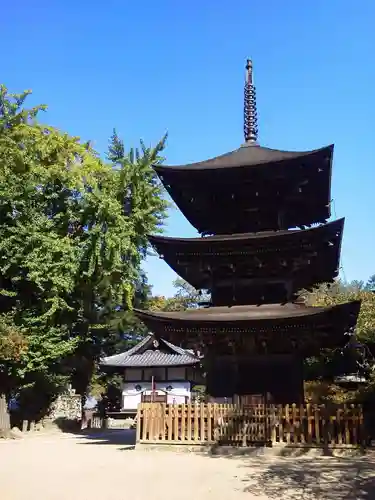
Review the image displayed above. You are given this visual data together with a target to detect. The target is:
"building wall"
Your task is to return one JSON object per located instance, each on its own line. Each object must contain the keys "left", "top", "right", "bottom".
{"left": 122, "top": 381, "right": 191, "bottom": 410}
{"left": 124, "top": 366, "right": 187, "bottom": 382}
{"left": 125, "top": 369, "right": 142, "bottom": 381}
{"left": 167, "top": 367, "right": 186, "bottom": 380}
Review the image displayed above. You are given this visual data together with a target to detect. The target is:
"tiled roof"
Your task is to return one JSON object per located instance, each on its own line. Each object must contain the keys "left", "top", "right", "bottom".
{"left": 100, "top": 335, "right": 199, "bottom": 368}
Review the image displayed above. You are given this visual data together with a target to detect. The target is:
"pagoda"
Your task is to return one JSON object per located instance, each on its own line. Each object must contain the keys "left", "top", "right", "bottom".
{"left": 135, "top": 60, "right": 361, "bottom": 404}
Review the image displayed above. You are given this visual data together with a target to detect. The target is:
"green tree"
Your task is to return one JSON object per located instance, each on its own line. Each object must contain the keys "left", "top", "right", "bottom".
{"left": 300, "top": 278, "right": 375, "bottom": 383}
{"left": 365, "top": 274, "right": 375, "bottom": 292}
{"left": 0, "top": 85, "right": 169, "bottom": 416}
{"left": 146, "top": 278, "right": 208, "bottom": 312}
{"left": 304, "top": 280, "right": 375, "bottom": 343}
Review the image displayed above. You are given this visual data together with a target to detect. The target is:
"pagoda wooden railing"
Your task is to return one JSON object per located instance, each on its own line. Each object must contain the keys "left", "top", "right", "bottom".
{"left": 136, "top": 402, "right": 365, "bottom": 447}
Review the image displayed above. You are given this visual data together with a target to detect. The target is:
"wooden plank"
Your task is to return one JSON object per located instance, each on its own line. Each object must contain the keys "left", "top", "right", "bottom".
{"left": 194, "top": 403, "right": 199, "bottom": 442}
{"left": 344, "top": 404, "right": 350, "bottom": 445}
{"left": 291, "top": 404, "right": 297, "bottom": 444}
{"left": 285, "top": 404, "right": 290, "bottom": 444}
{"left": 207, "top": 404, "right": 212, "bottom": 442}
{"left": 359, "top": 405, "right": 364, "bottom": 445}
{"left": 136, "top": 406, "right": 141, "bottom": 443}
{"left": 315, "top": 405, "right": 321, "bottom": 445}
{"left": 351, "top": 404, "right": 357, "bottom": 445}
{"left": 300, "top": 404, "right": 305, "bottom": 444}
{"left": 161, "top": 403, "right": 166, "bottom": 441}
{"left": 167, "top": 404, "right": 173, "bottom": 441}
{"left": 149, "top": 404, "right": 155, "bottom": 440}
{"left": 174, "top": 404, "right": 179, "bottom": 441}
{"left": 337, "top": 407, "right": 343, "bottom": 445}
{"left": 200, "top": 403, "right": 205, "bottom": 442}
{"left": 306, "top": 403, "right": 312, "bottom": 444}
{"left": 187, "top": 404, "right": 192, "bottom": 441}
{"left": 142, "top": 405, "right": 148, "bottom": 441}
{"left": 180, "top": 404, "right": 186, "bottom": 442}
{"left": 270, "top": 405, "right": 277, "bottom": 443}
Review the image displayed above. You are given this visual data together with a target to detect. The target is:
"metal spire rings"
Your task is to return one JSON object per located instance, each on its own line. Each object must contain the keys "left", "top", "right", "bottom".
{"left": 244, "top": 59, "right": 258, "bottom": 143}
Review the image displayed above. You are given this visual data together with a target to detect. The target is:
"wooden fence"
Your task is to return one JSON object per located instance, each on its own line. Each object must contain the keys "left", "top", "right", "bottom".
{"left": 136, "top": 403, "right": 365, "bottom": 447}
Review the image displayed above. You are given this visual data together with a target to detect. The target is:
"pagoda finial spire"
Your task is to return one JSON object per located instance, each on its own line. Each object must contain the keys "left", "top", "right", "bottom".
{"left": 244, "top": 59, "right": 258, "bottom": 143}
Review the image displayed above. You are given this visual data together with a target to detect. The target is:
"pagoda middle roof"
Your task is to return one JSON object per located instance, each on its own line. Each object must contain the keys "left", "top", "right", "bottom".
{"left": 148, "top": 219, "right": 344, "bottom": 296}
{"left": 154, "top": 143, "right": 332, "bottom": 172}
{"left": 148, "top": 218, "right": 344, "bottom": 245}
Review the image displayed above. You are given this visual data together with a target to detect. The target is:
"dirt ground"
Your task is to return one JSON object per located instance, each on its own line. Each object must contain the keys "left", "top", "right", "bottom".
{"left": 1, "top": 430, "right": 375, "bottom": 500}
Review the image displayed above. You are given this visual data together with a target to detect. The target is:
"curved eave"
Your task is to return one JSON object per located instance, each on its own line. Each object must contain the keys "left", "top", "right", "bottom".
{"left": 154, "top": 144, "right": 333, "bottom": 173}
{"left": 148, "top": 218, "right": 344, "bottom": 248}
{"left": 148, "top": 219, "right": 344, "bottom": 291}
{"left": 100, "top": 357, "right": 199, "bottom": 368}
{"left": 134, "top": 301, "right": 361, "bottom": 327}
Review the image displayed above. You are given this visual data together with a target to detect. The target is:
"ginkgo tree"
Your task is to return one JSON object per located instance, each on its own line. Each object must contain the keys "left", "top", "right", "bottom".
{"left": 0, "top": 84, "right": 169, "bottom": 417}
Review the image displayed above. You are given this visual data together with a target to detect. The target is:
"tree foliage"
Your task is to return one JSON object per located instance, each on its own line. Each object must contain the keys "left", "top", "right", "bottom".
{"left": 304, "top": 280, "right": 375, "bottom": 343}
{"left": 146, "top": 278, "right": 207, "bottom": 312}
{"left": 0, "top": 85, "right": 169, "bottom": 411}
{"left": 300, "top": 278, "right": 375, "bottom": 388}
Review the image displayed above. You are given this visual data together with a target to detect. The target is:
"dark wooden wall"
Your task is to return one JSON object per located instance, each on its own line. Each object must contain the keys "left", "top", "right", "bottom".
{"left": 206, "top": 355, "right": 304, "bottom": 404}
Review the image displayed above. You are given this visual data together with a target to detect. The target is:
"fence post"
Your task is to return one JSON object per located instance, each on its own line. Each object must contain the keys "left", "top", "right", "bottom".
{"left": 0, "top": 394, "right": 10, "bottom": 431}
{"left": 136, "top": 405, "right": 141, "bottom": 443}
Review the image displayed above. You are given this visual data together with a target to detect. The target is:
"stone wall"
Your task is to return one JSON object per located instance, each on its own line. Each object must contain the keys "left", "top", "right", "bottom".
{"left": 48, "top": 393, "right": 82, "bottom": 421}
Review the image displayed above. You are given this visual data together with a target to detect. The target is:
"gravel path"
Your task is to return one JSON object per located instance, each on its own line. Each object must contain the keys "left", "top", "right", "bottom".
{"left": 0, "top": 430, "right": 374, "bottom": 499}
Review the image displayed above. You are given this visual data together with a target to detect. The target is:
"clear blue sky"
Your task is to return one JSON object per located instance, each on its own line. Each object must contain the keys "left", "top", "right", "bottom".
{"left": 3, "top": 1, "right": 374, "bottom": 297}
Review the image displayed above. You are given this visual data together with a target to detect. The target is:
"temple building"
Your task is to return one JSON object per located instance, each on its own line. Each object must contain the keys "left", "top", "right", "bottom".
{"left": 134, "top": 60, "right": 361, "bottom": 404}
{"left": 101, "top": 334, "right": 203, "bottom": 412}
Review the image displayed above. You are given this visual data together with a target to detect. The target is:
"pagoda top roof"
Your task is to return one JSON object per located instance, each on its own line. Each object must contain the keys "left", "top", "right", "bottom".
{"left": 152, "top": 60, "right": 333, "bottom": 234}
{"left": 154, "top": 143, "right": 333, "bottom": 173}
{"left": 100, "top": 334, "right": 199, "bottom": 368}
{"left": 135, "top": 302, "right": 360, "bottom": 324}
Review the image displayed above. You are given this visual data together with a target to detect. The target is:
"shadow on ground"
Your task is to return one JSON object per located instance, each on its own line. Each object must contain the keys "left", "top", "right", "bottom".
{"left": 76, "top": 429, "right": 136, "bottom": 449}
{"left": 51, "top": 417, "right": 136, "bottom": 448}
{"left": 203, "top": 446, "right": 375, "bottom": 498}
{"left": 239, "top": 453, "right": 375, "bottom": 499}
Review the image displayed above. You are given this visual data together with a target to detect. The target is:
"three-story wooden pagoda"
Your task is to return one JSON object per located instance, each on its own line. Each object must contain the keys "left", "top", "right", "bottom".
{"left": 135, "top": 60, "right": 361, "bottom": 403}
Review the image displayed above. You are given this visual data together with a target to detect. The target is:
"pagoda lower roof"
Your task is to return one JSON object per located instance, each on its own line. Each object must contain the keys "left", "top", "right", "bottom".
{"left": 135, "top": 302, "right": 359, "bottom": 324}
{"left": 134, "top": 301, "right": 361, "bottom": 356}
{"left": 154, "top": 143, "right": 332, "bottom": 171}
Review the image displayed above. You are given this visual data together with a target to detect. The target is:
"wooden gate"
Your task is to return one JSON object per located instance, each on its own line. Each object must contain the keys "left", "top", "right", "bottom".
{"left": 216, "top": 404, "right": 270, "bottom": 445}
{"left": 137, "top": 403, "right": 271, "bottom": 445}
{"left": 136, "top": 403, "right": 366, "bottom": 447}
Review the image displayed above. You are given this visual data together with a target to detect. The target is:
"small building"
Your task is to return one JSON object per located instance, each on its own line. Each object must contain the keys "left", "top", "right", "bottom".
{"left": 101, "top": 334, "right": 203, "bottom": 412}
